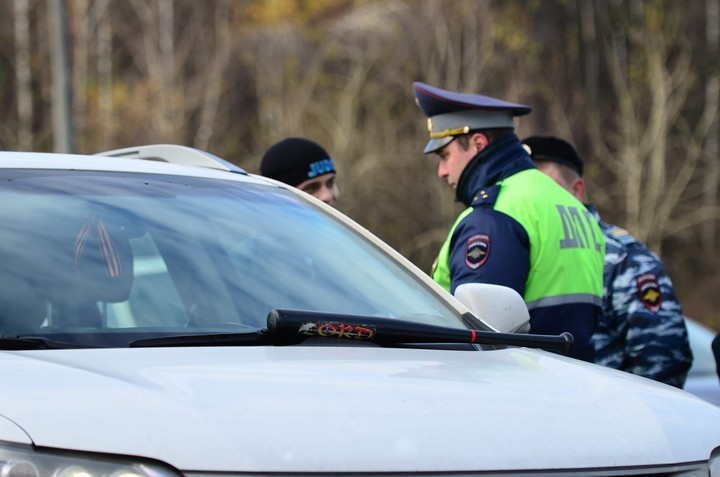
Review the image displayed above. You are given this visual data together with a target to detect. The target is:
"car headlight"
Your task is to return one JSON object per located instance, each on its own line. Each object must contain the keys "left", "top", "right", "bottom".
{"left": 0, "top": 442, "right": 180, "bottom": 477}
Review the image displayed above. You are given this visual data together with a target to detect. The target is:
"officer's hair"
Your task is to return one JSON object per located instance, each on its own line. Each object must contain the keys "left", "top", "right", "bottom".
{"left": 534, "top": 159, "right": 580, "bottom": 185}
{"left": 455, "top": 129, "right": 513, "bottom": 150}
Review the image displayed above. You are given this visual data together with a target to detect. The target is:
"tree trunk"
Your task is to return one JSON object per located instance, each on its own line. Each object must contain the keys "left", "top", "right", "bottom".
{"left": 14, "top": 0, "right": 32, "bottom": 151}
{"left": 702, "top": 0, "right": 720, "bottom": 255}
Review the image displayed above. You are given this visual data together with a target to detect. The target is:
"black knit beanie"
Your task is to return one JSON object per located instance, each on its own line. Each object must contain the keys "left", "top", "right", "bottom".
{"left": 260, "top": 138, "right": 336, "bottom": 187}
{"left": 522, "top": 136, "right": 584, "bottom": 177}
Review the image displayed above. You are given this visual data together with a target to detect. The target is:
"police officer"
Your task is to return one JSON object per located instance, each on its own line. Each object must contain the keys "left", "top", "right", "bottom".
{"left": 260, "top": 137, "right": 340, "bottom": 207}
{"left": 413, "top": 82, "right": 605, "bottom": 362}
{"left": 524, "top": 135, "right": 693, "bottom": 387}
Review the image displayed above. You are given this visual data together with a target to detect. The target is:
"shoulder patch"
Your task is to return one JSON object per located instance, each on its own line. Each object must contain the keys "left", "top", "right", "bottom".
{"left": 636, "top": 273, "right": 662, "bottom": 312}
{"left": 601, "top": 223, "right": 638, "bottom": 246}
{"left": 465, "top": 234, "right": 490, "bottom": 269}
{"left": 470, "top": 185, "right": 501, "bottom": 207}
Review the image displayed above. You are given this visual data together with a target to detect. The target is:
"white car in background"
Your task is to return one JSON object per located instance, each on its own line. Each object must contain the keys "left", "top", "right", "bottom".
{"left": 685, "top": 317, "right": 720, "bottom": 405}
{"left": 0, "top": 145, "right": 718, "bottom": 477}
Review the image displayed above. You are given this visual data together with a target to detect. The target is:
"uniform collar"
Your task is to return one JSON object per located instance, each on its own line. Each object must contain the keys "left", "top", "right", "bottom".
{"left": 585, "top": 203, "right": 601, "bottom": 222}
{"left": 456, "top": 133, "right": 535, "bottom": 206}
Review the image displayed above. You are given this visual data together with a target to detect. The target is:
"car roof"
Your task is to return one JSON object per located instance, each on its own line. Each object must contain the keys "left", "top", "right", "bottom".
{"left": 0, "top": 147, "right": 269, "bottom": 185}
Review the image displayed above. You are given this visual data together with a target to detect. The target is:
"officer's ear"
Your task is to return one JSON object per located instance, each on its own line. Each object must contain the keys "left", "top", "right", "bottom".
{"left": 471, "top": 133, "right": 489, "bottom": 152}
{"left": 570, "top": 177, "right": 586, "bottom": 201}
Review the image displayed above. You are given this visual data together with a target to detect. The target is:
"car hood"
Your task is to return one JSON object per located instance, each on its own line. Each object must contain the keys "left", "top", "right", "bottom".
{"left": 1, "top": 346, "right": 719, "bottom": 473}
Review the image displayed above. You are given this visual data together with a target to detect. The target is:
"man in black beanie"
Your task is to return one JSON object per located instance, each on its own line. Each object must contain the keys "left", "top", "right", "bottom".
{"left": 260, "top": 138, "right": 340, "bottom": 207}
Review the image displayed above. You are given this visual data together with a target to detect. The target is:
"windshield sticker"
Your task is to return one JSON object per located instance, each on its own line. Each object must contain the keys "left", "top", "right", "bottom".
{"left": 75, "top": 216, "right": 123, "bottom": 278}
{"left": 298, "top": 321, "right": 376, "bottom": 340}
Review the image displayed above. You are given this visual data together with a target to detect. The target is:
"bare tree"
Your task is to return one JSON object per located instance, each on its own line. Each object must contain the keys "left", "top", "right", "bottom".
{"left": 95, "top": 0, "right": 113, "bottom": 149}
{"left": 71, "top": 0, "right": 88, "bottom": 151}
{"left": 701, "top": 0, "right": 720, "bottom": 255}
{"left": 584, "top": 2, "right": 718, "bottom": 253}
{"left": 192, "top": 2, "right": 234, "bottom": 151}
{"left": 122, "top": 0, "right": 180, "bottom": 141}
{"left": 14, "top": 0, "right": 32, "bottom": 150}
{"left": 48, "top": 0, "right": 74, "bottom": 152}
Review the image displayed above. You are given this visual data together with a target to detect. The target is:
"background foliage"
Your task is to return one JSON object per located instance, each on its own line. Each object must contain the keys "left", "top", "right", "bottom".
{"left": 3, "top": 0, "right": 720, "bottom": 328}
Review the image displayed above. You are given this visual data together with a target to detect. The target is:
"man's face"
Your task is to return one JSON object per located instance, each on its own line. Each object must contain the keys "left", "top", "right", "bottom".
{"left": 296, "top": 173, "right": 339, "bottom": 207}
{"left": 436, "top": 138, "right": 478, "bottom": 190}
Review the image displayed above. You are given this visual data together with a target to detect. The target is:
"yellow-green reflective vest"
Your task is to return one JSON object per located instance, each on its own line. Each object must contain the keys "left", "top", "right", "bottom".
{"left": 432, "top": 169, "right": 604, "bottom": 310}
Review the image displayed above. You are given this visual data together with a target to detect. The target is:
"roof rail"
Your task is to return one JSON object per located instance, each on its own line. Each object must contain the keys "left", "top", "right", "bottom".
{"left": 96, "top": 144, "right": 246, "bottom": 173}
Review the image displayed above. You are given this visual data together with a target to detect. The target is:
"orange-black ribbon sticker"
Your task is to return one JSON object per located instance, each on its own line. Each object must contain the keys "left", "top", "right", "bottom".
{"left": 74, "top": 216, "right": 123, "bottom": 278}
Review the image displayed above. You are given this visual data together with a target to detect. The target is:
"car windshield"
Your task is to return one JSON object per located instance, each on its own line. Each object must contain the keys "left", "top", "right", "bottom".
{"left": 0, "top": 170, "right": 463, "bottom": 347}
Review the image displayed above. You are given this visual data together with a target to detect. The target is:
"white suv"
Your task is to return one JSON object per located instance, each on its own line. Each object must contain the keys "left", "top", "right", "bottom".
{"left": 0, "top": 145, "right": 718, "bottom": 477}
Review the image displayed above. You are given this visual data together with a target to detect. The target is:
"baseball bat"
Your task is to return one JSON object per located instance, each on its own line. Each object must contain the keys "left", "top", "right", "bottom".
{"left": 267, "top": 308, "right": 574, "bottom": 355}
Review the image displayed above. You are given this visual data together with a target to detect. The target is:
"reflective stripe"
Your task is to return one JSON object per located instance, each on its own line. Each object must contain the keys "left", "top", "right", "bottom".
{"left": 526, "top": 293, "right": 603, "bottom": 311}
{"left": 432, "top": 207, "right": 472, "bottom": 292}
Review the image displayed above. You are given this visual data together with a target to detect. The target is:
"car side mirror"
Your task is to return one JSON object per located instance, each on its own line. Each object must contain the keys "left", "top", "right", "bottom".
{"left": 453, "top": 283, "right": 530, "bottom": 334}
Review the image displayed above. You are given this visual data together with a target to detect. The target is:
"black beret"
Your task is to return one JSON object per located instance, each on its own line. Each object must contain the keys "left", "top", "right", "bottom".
{"left": 260, "top": 138, "right": 336, "bottom": 187}
{"left": 522, "top": 136, "right": 584, "bottom": 177}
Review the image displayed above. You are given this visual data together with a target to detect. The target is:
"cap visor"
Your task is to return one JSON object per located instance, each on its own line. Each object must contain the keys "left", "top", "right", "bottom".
{"left": 423, "top": 137, "right": 454, "bottom": 154}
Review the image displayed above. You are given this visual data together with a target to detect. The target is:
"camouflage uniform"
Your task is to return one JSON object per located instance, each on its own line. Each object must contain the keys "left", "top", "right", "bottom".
{"left": 591, "top": 206, "right": 693, "bottom": 388}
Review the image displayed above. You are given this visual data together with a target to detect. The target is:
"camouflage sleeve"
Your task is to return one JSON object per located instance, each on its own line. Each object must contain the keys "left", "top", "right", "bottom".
{"left": 600, "top": 242, "right": 693, "bottom": 387}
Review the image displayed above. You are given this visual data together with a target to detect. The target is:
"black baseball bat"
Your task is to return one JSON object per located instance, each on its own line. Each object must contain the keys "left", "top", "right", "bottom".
{"left": 267, "top": 308, "right": 574, "bottom": 355}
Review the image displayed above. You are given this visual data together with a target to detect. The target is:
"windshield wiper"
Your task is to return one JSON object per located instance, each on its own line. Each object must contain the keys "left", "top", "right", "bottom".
{"left": 267, "top": 309, "right": 574, "bottom": 355}
{"left": 129, "top": 329, "right": 272, "bottom": 347}
{"left": 0, "top": 336, "right": 95, "bottom": 350}
{"left": 129, "top": 309, "right": 574, "bottom": 355}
